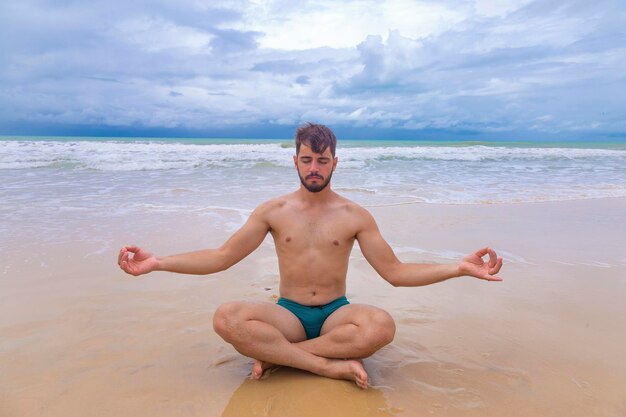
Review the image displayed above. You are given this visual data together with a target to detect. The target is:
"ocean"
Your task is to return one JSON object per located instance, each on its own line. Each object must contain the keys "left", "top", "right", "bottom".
{"left": 1, "top": 136, "right": 625, "bottom": 248}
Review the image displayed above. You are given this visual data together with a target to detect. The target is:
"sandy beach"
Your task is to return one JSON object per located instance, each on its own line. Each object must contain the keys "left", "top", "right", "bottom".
{"left": 4, "top": 0, "right": 626, "bottom": 412}
{"left": 1, "top": 196, "right": 625, "bottom": 417}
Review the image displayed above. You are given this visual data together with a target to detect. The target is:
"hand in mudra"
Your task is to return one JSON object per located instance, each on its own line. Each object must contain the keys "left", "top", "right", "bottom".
{"left": 118, "top": 245, "right": 158, "bottom": 276}
{"left": 459, "top": 247, "right": 503, "bottom": 281}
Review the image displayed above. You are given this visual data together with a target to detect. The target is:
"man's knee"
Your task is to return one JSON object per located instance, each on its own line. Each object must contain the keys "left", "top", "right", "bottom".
{"left": 213, "top": 301, "right": 246, "bottom": 341}
{"left": 363, "top": 309, "right": 396, "bottom": 350}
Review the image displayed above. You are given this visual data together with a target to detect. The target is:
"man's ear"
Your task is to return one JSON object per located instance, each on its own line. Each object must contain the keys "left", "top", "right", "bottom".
{"left": 293, "top": 154, "right": 298, "bottom": 167}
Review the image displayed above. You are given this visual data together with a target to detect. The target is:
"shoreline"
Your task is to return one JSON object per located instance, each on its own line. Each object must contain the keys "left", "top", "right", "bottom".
{"left": 363, "top": 194, "right": 626, "bottom": 207}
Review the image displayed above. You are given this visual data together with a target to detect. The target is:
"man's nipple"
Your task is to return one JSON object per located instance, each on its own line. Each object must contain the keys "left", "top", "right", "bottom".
{"left": 333, "top": 240, "right": 339, "bottom": 246}
{"left": 285, "top": 237, "right": 292, "bottom": 242}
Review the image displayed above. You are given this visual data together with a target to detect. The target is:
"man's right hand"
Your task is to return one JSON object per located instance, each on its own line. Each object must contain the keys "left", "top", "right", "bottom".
{"left": 118, "top": 245, "right": 159, "bottom": 276}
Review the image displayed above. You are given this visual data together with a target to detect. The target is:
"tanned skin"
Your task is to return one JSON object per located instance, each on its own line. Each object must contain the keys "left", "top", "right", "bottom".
{"left": 118, "top": 143, "right": 503, "bottom": 388}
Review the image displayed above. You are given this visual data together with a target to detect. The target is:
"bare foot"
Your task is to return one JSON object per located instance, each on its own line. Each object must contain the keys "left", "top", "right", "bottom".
{"left": 251, "top": 359, "right": 279, "bottom": 380}
{"left": 326, "top": 359, "right": 369, "bottom": 389}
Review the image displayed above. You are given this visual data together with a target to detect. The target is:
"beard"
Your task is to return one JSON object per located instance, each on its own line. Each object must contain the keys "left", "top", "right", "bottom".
{"left": 298, "top": 170, "right": 333, "bottom": 193}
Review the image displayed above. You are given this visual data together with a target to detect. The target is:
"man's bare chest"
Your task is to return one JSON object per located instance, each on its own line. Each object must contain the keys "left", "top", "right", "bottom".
{"left": 269, "top": 214, "right": 357, "bottom": 249}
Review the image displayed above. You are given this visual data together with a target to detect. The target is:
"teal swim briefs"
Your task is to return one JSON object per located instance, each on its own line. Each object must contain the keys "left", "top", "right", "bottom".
{"left": 277, "top": 296, "right": 350, "bottom": 339}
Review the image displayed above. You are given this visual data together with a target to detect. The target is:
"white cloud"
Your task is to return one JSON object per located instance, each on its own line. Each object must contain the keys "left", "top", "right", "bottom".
{"left": 233, "top": 0, "right": 467, "bottom": 50}
{"left": 110, "top": 17, "right": 214, "bottom": 53}
{"left": 473, "top": 0, "right": 534, "bottom": 17}
{"left": 1, "top": 0, "right": 625, "bottom": 137}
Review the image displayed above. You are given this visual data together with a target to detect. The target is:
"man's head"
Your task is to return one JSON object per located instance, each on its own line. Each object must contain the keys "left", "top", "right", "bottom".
{"left": 295, "top": 122, "right": 337, "bottom": 157}
{"left": 293, "top": 123, "right": 338, "bottom": 193}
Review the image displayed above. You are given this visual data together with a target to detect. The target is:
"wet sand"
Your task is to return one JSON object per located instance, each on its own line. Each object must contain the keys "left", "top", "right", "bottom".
{"left": 1, "top": 198, "right": 625, "bottom": 417}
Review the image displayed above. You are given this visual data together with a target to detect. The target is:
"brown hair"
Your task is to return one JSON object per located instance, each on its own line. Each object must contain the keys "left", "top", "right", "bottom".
{"left": 295, "top": 122, "right": 337, "bottom": 156}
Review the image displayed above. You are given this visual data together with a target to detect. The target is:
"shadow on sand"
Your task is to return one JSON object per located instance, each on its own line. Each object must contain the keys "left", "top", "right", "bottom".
{"left": 220, "top": 367, "right": 398, "bottom": 417}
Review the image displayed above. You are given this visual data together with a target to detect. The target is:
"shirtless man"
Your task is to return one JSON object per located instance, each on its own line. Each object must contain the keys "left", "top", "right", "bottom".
{"left": 118, "top": 123, "right": 503, "bottom": 389}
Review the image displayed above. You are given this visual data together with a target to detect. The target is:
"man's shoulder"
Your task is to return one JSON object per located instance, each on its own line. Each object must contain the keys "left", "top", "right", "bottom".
{"left": 332, "top": 193, "right": 374, "bottom": 221}
{"left": 253, "top": 193, "right": 295, "bottom": 215}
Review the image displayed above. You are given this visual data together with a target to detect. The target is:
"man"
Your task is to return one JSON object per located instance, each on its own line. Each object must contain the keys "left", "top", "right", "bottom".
{"left": 118, "top": 123, "right": 503, "bottom": 389}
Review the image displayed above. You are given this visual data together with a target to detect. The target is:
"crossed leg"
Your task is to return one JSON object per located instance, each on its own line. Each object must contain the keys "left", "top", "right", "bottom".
{"left": 212, "top": 301, "right": 395, "bottom": 388}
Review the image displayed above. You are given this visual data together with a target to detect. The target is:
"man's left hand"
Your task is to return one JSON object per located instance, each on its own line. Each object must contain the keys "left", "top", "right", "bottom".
{"left": 458, "top": 247, "right": 503, "bottom": 281}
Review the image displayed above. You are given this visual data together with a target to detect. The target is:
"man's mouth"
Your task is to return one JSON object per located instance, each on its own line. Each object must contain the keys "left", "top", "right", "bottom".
{"left": 307, "top": 175, "right": 323, "bottom": 180}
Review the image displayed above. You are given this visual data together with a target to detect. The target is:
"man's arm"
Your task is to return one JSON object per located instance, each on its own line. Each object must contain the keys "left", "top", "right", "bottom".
{"left": 118, "top": 205, "right": 270, "bottom": 276}
{"left": 355, "top": 210, "right": 503, "bottom": 287}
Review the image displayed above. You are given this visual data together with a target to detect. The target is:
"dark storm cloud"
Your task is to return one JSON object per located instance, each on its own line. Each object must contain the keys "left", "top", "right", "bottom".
{"left": 209, "top": 28, "right": 262, "bottom": 55}
{"left": 252, "top": 60, "right": 303, "bottom": 73}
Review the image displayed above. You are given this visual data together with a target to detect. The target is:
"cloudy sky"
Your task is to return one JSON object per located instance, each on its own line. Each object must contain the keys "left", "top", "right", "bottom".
{"left": 1, "top": 0, "right": 625, "bottom": 139}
